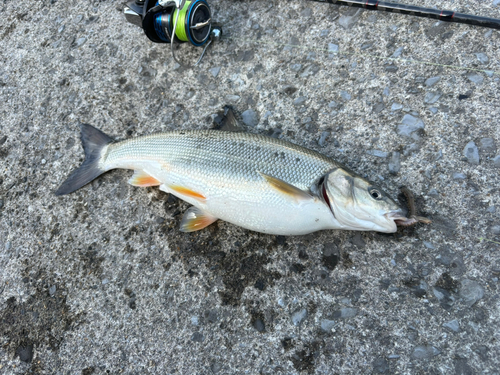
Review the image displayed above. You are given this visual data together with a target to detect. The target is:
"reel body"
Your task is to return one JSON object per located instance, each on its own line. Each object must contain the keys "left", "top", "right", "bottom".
{"left": 124, "top": 0, "right": 217, "bottom": 47}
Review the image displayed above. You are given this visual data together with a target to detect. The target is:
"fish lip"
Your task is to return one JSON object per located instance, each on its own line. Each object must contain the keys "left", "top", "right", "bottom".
{"left": 386, "top": 210, "right": 426, "bottom": 227}
{"left": 385, "top": 210, "right": 409, "bottom": 225}
{"left": 386, "top": 210, "right": 406, "bottom": 219}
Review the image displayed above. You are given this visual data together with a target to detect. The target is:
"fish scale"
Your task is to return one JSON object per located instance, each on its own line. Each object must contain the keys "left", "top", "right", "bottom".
{"left": 104, "top": 130, "right": 338, "bottom": 191}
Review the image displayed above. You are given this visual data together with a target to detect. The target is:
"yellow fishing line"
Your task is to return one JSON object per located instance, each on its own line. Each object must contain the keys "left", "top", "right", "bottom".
{"left": 173, "top": 1, "right": 191, "bottom": 42}
{"left": 225, "top": 36, "right": 500, "bottom": 76}
{"left": 479, "top": 237, "right": 500, "bottom": 245}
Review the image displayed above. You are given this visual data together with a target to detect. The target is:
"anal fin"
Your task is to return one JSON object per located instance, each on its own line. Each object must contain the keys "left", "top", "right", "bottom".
{"left": 128, "top": 171, "right": 161, "bottom": 187}
{"left": 180, "top": 207, "right": 218, "bottom": 232}
{"left": 169, "top": 185, "right": 206, "bottom": 201}
{"left": 258, "top": 172, "right": 312, "bottom": 202}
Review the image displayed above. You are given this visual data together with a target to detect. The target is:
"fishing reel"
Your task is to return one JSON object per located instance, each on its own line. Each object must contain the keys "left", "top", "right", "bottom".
{"left": 124, "top": 0, "right": 222, "bottom": 66}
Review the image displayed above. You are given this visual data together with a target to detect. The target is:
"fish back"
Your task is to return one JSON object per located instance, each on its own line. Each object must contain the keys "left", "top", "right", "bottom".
{"left": 105, "top": 130, "right": 338, "bottom": 190}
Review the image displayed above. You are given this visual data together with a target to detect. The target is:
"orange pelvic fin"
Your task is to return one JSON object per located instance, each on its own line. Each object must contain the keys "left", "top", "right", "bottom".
{"left": 169, "top": 185, "right": 206, "bottom": 201}
{"left": 180, "top": 206, "right": 217, "bottom": 232}
{"left": 128, "top": 171, "right": 161, "bottom": 187}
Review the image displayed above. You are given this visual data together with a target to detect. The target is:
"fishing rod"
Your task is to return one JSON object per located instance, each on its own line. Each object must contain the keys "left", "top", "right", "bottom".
{"left": 122, "top": 0, "right": 500, "bottom": 67}
{"left": 308, "top": 0, "right": 500, "bottom": 30}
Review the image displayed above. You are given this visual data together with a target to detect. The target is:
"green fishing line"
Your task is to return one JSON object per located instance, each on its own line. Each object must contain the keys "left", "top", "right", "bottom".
{"left": 173, "top": 1, "right": 191, "bottom": 42}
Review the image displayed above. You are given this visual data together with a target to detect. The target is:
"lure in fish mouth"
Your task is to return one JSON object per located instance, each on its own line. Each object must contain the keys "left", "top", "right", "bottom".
{"left": 56, "top": 123, "right": 427, "bottom": 236}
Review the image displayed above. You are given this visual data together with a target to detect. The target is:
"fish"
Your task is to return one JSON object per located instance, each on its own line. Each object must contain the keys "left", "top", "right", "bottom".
{"left": 56, "top": 123, "right": 414, "bottom": 235}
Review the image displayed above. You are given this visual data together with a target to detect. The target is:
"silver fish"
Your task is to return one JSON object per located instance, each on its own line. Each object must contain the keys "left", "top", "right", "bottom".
{"left": 56, "top": 123, "right": 411, "bottom": 235}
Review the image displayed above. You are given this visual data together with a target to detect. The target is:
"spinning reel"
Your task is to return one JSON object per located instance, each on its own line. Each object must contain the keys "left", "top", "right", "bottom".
{"left": 124, "top": 0, "right": 221, "bottom": 66}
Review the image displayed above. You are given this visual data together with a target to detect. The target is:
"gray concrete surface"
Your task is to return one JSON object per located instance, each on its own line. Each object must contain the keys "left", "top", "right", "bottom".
{"left": 1, "top": 0, "right": 499, "bottom": 373}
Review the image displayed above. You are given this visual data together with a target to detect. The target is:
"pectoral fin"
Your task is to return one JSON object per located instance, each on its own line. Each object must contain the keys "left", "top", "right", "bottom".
{"left": 128, "top": 171, "right": 161, "bottom": 187}
{"left": 259, "top": 172, "right": 313, "bottom": 202}
{"left": 180, "top": 207, "right": 218, "bottom": 232}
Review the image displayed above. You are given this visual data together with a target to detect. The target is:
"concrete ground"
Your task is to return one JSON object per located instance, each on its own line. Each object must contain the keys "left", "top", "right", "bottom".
{"left": 1, "top": 0, "right": 499, "bottom": 373}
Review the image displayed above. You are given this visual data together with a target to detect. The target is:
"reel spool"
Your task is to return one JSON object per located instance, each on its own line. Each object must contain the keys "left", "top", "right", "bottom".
{"left": 124, "top": 0, "right": 221, "bottom": 66}
{"left": 143, "top": 0, "right": 212, "bottom": 46}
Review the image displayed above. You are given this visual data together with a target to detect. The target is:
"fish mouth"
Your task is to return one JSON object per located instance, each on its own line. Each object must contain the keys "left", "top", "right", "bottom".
{"left": 386, "top": 210, "right": 414, "bottom": 226}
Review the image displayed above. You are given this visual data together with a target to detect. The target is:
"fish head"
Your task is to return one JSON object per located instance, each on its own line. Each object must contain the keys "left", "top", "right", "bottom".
{"left": 321, "top": 168, "right": 406, "bottom": 233}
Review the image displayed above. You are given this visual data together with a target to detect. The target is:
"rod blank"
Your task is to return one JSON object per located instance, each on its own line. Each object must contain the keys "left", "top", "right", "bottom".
{"left": 308, "top": 0, "right": 500, "bottom": 30}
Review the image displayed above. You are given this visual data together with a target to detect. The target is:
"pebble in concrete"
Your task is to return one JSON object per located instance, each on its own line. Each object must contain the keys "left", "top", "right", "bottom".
{"left": 397, "top": 115, "right": 424, "bottom": 138}
{"left": 460, "top": 279, "right": 484, "bottom": 307}
{"left": 425, "top": 76, "right": 441, "bottom": 87}
{"left": 320, "top": 319, "right": 337, "bottom": 332}
{"left": 463, "top": 141, "right": 480, "bottom": 165}
{"left": 242, "top": 109, "right": 259, "bottom": 127}
{"left": 411, "top": 345, "right": 440, "bottom": 360}
{"left": 292, "top": 308, "right": 307, "bottom": 326}
{"left": 443, "top": 319, "right": 460, "bottom": 333}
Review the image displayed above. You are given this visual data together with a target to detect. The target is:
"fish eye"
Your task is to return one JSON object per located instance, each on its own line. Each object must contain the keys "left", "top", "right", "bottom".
{"left": 369, "top": 188, "right": 382, "bottom": 200}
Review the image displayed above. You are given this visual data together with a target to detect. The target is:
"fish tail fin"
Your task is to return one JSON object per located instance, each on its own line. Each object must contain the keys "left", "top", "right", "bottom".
{"left": 55, "top": 124, "right": 113, "bottom": 196}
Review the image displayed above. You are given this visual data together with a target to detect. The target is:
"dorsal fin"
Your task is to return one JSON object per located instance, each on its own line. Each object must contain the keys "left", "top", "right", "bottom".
{"left": 258, "top": 172, "right": 312, "bottom": 202}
